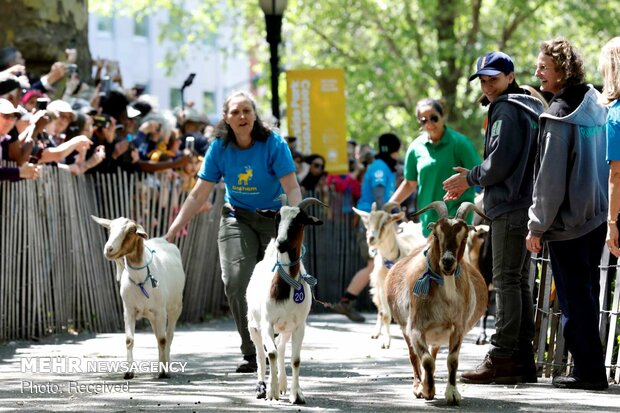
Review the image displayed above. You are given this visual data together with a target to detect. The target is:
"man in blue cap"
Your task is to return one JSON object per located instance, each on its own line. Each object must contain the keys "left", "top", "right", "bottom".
{"left": 443, "top": 51, "right": 545, "bottom": 384}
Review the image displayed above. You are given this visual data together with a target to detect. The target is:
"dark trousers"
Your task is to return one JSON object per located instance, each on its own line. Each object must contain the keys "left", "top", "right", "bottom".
{"left": 547, "top": 222, "right": 607, "bottom": 381}
{"left": 489, "top": 208, "right": 535, "bottom": 358}
{"left": 218, "top": 204, "right": 275, "bottom": 357}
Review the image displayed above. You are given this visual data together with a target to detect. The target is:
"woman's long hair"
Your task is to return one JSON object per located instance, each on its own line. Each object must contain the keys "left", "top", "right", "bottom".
{"left": 214, "top": 90, "right": 272, "bottom": 147}
{"left": 599, "top": 37, "right": 620, "bottom": 105}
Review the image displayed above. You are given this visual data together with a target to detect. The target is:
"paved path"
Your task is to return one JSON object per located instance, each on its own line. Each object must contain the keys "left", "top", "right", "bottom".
{"left": 0, "top": 313, "right": 618, "bottom": 412}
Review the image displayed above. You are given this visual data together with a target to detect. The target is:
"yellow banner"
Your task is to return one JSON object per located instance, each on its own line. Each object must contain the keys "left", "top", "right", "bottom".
{"left": 286, "top": 68, "right": 348, "bottom": 174}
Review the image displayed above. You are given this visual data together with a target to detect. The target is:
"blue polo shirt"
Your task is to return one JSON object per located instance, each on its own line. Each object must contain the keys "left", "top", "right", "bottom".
{"left": 198, "top": 131, "right": 296, "bottom": 210}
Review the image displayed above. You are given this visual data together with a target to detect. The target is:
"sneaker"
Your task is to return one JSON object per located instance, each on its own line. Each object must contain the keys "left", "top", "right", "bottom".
{"left": 330, "top": 301, "right": 366, "bottom": 322}
{"left": 236, "top": 354, "right": 257, "bottom": 373}
{"left": 461, "top": 354, "right": 522, "bottom": 384}
{"left": 552, "top": 375, "right": 608, "bottom": 390}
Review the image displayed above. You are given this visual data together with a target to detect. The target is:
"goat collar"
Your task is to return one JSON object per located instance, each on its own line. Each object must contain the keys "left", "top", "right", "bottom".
{"left": 413, "top": 249, "right": 461, "bottom": 297}
{"left": 272, "top": 245, "right": 317, "bottom": 291}
{"left": 383, "top": 245, "right": 401, "bottom": 269}
{"left": 124, "top": 246, "right": 159, "bottom": 298}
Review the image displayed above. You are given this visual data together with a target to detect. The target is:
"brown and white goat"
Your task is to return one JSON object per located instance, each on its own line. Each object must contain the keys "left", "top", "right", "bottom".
{"left": 386, "top": 201, "right": 488, "bottom": 405}
{"left": 353, "top": 202, "right": 426, "bottom": 348}
{"left": 92, "top": 216, "right": 185, "bottom": 379}
{"left": 246, "top": 197, "right": 326, "bottom": 404}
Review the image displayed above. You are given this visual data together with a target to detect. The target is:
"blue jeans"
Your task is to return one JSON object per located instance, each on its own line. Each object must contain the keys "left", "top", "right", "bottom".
{"left": 547, "top": 222, "right": 607, "bottom": 381}
{"left": 488, "top": 208, "right": 535, "bottom": 358}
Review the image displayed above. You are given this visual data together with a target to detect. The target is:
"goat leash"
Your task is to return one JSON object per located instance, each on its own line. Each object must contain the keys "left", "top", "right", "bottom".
{"left": 125, "top": 246, "right": 159, "bottom": 299}
{"left": 413, "top": 249, "right": 461, "bottom": 297}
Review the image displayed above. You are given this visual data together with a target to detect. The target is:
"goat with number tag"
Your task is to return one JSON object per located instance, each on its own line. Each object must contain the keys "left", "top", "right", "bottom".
{"left": 386, "top": 201, "right": 488, "bottom": 405}
{"left": 246, "top": 197, "right": 326, "bottom": 404}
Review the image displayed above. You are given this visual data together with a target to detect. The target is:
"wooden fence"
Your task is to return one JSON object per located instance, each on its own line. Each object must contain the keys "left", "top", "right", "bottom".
{"left": 0, "top": 167, "right": 617, "bottom": 383}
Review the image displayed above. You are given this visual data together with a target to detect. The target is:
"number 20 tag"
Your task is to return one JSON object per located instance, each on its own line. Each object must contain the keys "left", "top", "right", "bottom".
{"left": 293, "top": 285, "right": 305, "bottom": 304}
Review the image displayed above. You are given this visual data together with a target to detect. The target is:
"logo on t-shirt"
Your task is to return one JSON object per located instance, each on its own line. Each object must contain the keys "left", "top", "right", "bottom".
{"left": 237, "top": 166, "right": 253, "bottom": 185}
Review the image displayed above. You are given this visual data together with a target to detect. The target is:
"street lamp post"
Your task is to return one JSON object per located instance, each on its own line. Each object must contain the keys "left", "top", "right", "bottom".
{"left": 259, "top": 0, "right": 288, "bottom": 122}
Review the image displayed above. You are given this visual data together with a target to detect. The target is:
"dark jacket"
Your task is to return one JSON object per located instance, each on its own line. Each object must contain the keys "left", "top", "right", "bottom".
{"left": 466, "top": 88, "right": 545, "bottom": 219}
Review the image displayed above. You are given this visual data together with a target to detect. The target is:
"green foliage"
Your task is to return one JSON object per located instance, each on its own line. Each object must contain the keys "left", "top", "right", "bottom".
{"left": 89, "top": 0, "right": 620, "bottom": 148}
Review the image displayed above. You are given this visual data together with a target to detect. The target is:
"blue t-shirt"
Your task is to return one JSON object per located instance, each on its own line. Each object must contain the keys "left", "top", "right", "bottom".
{"left": 198, "top": 131, "right": 296, "bottom": 210}
{"left": 356, "top": 158, "right": 396, "bottom": 212}
{"left": 607, "top": 100, "right": 620, "bottom": 162}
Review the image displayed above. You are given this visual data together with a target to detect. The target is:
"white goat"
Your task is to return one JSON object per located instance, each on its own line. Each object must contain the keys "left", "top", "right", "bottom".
{"left": 246, "top": 198, "right": 326, "bottom": 404}
{"left": 92, "top": 216, "right": 185, "bottom": 379}
{"left": 386, "top": 202, "right": 488, "bottom": 405}
{"left": 352, "top": 202, "right": 426, "bottom": 349}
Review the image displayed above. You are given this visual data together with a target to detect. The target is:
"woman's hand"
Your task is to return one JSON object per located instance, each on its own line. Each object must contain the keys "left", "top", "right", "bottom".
{"left": 606, "top": 223, "right": 620, "bottom": 257}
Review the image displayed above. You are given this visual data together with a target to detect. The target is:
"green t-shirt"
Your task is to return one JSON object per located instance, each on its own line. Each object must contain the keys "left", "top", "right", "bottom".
{"left": 405, "top": 126, "right": 481, "bottom": 236}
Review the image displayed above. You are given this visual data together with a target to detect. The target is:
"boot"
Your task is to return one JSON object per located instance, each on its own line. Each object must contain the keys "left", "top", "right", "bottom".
{"left": 517, "top": 353, "right": 538, "bottom": 383}
{"left": 236, "top": 354, "right": 257, "bottom": 373}
{"left": 461, "top": 354, "right": 522, "bottom": 384}
{"left": 552, "top": 374, "right": 608, "bottom": 390}
{"left": 330, "top": 300, "right": 365, "bottom": 322}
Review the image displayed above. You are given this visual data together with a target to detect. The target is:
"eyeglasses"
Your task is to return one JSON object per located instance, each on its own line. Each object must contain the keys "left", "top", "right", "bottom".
{"left": 419, "top": 114, "right": 440, "bottom": 125}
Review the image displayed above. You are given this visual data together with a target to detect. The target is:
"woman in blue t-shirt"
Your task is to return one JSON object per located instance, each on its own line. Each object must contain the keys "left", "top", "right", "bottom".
{"left": 165, "top": 91, "right": 301, "bottom": 373}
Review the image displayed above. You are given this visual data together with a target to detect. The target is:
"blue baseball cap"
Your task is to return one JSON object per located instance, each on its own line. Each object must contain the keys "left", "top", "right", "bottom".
{"left": 468, "top": 51, "right": 515, "bottom": 81}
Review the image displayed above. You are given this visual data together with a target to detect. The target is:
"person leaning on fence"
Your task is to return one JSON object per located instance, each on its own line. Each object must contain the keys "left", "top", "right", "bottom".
{"left": 525, "top": 38, "right": 610, "bottom": 391}
{"left": 329, "top": 132, "right": 401, "bottom": 322}
{"left": 0, "top": 99, "right": 37, "bottom": 180}
{"left": 443, "top": 51, "right": 545, "bottom": 384}
{"left": 164, "top": 90, "right": 302, "bottom": 374}
{"left": 388, "top": 98, "right": 481, "bottom": 237}
{"left": 599, "top": 37, "right": 620, "bottom": 259}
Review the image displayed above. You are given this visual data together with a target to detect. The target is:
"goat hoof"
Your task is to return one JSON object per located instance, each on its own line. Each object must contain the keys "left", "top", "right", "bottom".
{"left": 124, "top": 372, "right": 134, "bottom": 380}
{"left": 371, "top": 334, "right": 379, "bottom": 339}
{"left": 158, "top": 371, "right": 171, "bottom": 379}
{"left": 256, "top": 381, "right": 266, "bottom": 399}
{"left": 291, "top": 392, "right": 306, "bottom": 405}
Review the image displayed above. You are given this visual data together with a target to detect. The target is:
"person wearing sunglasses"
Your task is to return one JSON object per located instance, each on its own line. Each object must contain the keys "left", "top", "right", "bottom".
{"left": 388, "top": 98, "right": 481, "bottom": 237}
{"left": 443, "top": 51, "right": 545, "bottom": 386}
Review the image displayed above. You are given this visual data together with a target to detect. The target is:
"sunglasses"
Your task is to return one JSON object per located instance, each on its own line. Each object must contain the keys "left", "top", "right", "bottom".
{"left": 419, "top": 114, "right": 440, "bottom": 125}
{"left": 311, "top": 162, "right": 324, "bottom": 168}
{"left": 0, "top": 113, "right": 19, "bottom": 120}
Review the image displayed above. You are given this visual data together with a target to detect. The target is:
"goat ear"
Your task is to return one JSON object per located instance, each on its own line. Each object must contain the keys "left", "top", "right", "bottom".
{"left": 427, "top": 222, "right": 436, "bottom": 231}
{"left": 352, "top": 207, "right": 369, "bottom": 226}
{"left": 391, "top": 211, "right": 405, "bottom": 222}
{"left": 91, "top": 215, "right": 111, "bottom": 229}
{"left": 135, "top": 225, "right": 148, "bottom": 239}
{"left": 256, "top": 209, "right": 277, "bottom": 220}
{"left": 307, "top": 216, "right": 323, "bottom": 226}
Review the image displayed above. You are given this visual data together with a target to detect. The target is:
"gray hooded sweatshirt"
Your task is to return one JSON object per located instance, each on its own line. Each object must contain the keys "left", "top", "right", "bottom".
{"left": 528, "top": 85, "right": 608, "bottom": 241}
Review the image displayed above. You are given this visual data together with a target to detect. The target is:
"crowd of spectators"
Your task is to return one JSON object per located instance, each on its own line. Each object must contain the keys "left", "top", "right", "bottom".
{"left": 0, "top": 46, "right": 212, "bottom": 187}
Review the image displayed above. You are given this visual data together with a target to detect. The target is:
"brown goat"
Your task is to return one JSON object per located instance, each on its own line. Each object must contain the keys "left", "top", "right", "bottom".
{"left": 386, "top": 201, "right": 488, "bottom": 405}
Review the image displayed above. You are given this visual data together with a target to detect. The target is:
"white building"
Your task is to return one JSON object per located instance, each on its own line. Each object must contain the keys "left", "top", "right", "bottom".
{"left": 88, "top": 9, "right": 252, "bottom": 122}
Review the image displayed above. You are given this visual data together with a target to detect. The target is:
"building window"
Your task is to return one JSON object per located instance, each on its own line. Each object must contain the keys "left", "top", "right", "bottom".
{"left": 97, "top": 16, "right": 113, "bottom": 33}
{"left": 134, "top": 16, "right": 149, "bottom": 38}
{"left": 203, "top": 92, "right": 216, "bottom": 115}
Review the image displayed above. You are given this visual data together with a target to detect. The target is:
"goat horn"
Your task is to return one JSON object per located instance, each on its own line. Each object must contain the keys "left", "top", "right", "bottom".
{"left": 455, "top": 202, "right": 490, "bottom": 222}
{"left": 382, "top": 201, "right": 400, "bottom": 213}
{"left": 298, "top": 197, "right": 328, "bottom": 211}
{"left": 276, "top": 193, "right": 288, "bottom": 206}
{"left": 371, "top": 202, "right": 378, "bottom": 212}
{"left": 409, "top": 201, "right": 448, "bottom": 220}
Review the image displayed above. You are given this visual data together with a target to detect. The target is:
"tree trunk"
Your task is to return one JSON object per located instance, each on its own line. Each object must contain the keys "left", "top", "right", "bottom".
{"left": 0, "top": 0, "right": 91, "bottom": 81}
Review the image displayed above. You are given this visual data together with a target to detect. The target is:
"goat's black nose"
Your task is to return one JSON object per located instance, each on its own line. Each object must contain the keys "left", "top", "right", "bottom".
{"left": 441, "top": 256, "right": 455, "bottom": 269}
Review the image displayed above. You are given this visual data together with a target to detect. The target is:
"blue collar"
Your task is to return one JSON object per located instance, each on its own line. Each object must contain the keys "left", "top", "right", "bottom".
{"left": 412, "top": 249, "right": 461, "bottom": 297}
{"left": 271, "top": 245, "right": 317, "bottom": 290}
{"left": 125, "top": 246, "right": 159, "bottom": 298}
